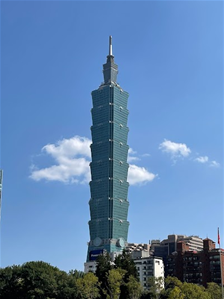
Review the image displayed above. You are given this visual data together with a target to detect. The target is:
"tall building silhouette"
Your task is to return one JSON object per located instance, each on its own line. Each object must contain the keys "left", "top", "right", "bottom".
{"left": 86, "top": 37, "right": 129, "bottom": 263}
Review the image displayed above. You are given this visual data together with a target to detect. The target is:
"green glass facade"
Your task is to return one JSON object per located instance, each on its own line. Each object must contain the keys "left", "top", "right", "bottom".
{"left": 87, "top": 38, "right": 129, "bottom": 261}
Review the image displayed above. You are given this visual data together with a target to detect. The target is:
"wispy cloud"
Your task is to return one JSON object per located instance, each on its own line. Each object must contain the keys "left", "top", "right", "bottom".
{"left": 194, "top": 156, "right": 220, "bottom": 168}
{"left": 30, "top": 136, "right": 156, "bottom": 186}
{"left": 127, "top": 148, "right": 140, "bottom": 163}
{"left": 210, "top": 160, "right": 220, "bottom": 168}
{"left": 195, "top": 156, "right": 209, "bottom": 163}
{"left": 159, "top": 139, "right": 191, "bottom": 158}
{"left": 159, "top": 139, "right": 220, "bottom": 169}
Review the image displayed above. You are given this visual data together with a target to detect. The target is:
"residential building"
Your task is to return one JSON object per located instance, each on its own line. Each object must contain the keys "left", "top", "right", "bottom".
{"left": 134, "top": 257, "right": 164, "bottom": 289}
{"left": 167, "top": 238, "right": 224, "bottom": 286}
{"left": 151, "top": 234, "right": 203, "bottom": 277}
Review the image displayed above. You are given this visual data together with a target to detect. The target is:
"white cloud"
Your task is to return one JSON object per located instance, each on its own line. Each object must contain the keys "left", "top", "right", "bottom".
{"left": 195, "top": 156, "right": 209, "bottom": 163}
{"left": 194, "top": 156, "right": 220, "bottom": 168}
{"left": 30, "top": 136, "right": 91, "bottom": 184}
{"left": 42, "top": 136, "right": 91, "bottom": 159}
{"left": 159, "top": 139, "right": 191, "bottom": 158}
{"left": 30, "top": 136, "right": 156, "bottom": 186}
{"left": 128, "top": 148, "right": 137, "bottom": 155}
{"left": 127, "top": 147, "right": 140, "bottom": 163}
{"left": 210, "top": 161, "right": 220, "bottom": 168}
{"left": 127, "top": 156, "right": 140, "bottom": 163}
{"left": 128, "top": 164, "right": 157, "bottom": 185}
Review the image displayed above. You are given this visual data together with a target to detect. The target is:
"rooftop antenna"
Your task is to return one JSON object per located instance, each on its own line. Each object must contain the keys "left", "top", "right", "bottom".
{"left": 109, "top": 36, "right": 113, "bottom": 56}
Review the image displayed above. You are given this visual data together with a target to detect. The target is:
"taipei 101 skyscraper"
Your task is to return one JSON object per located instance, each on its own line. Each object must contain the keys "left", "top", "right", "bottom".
{"left": 85, "top": 37, "right": 130, "bottom": 268}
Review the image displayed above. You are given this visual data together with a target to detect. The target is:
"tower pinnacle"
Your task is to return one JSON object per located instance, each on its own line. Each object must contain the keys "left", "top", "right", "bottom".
{"left": 103, "top": 36, "right": 118, "bottom": 84}
{"left": 109, "top": 36, "right": 113, "bottom": 56}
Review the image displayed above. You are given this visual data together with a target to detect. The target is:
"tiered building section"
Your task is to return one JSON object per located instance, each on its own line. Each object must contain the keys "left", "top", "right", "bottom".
{"left": 86, "top": 37, "right": 130, "bottom": 263}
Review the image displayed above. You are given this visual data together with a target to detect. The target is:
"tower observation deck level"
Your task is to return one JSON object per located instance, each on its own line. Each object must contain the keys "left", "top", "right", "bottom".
{"left": 87, "top": 37, "right": 130, "bottom": 262}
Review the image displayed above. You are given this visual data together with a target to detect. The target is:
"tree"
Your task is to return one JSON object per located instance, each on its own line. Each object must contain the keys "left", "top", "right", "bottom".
{"left": 76, "top": 272, "right": 100, "bottom": 299}
{"left": 164, "top": 276, "right": 182, "bottom": 290}
{"left": 114, "top": 250, "right": 138, "bottom": 279}
{"left": 0, "top": 261, "right": 78, "bottom": 299}
{"left": 126, "top": 275, "right": 142, "bottom": 299}
{"left": 181, "top": 282, "right": 210, "bottom": 299}
{"left": 142, "top": 276, "right": 164, "bottom": 299}
{"left": 106, "top": 268, "right": 126, "bottom": 299}
{"left": 167, "top": 286, "right": 184, "bottom": 299}
{"left": 114, "top": 250, "right": 139, "bottom": 298}
{"left": 160, "top": 276, "right": 183, "bottom": 298}
{"left": 0, "top": 265, "right": 23, "bottom": 299}
{"left": 95, "top": 253, "right": 113, "bottom": 299}
{"left": 206, "top": 282, "right": 222, "bottom": 299}
{"left": 68, "top": 270, "right": 84, "bottom": 279}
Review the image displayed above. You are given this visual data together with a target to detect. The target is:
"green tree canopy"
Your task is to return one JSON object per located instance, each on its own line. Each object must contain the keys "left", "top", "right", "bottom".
{"left": 114, "top": 250, "right": 139, "bottom": 298}
{"left": 114, "top": 250, "right": 138, "bottom": 280}
{"left": 181, "top": 282, "right": 210, "bottom": 299}
{"left": 126, "top": 275, "right": 142, "bottom": 299}
{"left": 95, "top": 253, "right": 113, "bottom": 299}
{"left": 206, "top": 282, "right": 222, "bottom": 299}
{"left": 76, "top": 272, "right": 100, "bottom": 299}
{"left": 106, "top": 268, "right": 126, "bottom": 299}
{"left": 0, "top": 261, "right": 78, "bottom": 299}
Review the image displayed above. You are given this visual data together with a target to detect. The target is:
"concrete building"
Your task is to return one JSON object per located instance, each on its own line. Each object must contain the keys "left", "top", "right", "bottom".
{"left": 125, "top": 242, "right": 164, "bottom": 289}
{"left": 85, "top": 37, "right": 130, "bottom": 270}
{"left": 178, "top": 235, "right": 204, "bottom": 252}
{"left": 151, "top": 234, "right": 203, "bottom": 277}
{"left": 134, "top": 257, "right": 164, "bottom": 290}
{"left": 167, "top": 238, "right": 224, "bottom": 286}
{"left": 151, "top": 234, "right": 203, "bottom": 255}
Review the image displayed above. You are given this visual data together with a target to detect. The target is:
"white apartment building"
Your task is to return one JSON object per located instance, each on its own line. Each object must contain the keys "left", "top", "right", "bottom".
{"left": 134, "top": 257, "right": 164, "bottom": 290}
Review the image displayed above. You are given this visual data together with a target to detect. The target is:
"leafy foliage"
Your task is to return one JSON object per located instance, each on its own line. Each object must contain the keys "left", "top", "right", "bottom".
{"left": 0, "top": 261, "right": 223, "bottom": 299}
{"left": 0, "top": 261, "right": 79, "bottom": 299}
{"left": 95, "top": 251, "right": 141, "bottom": 299}
{"left": 106, "top": 268, "right": 126, "bottom": 299}
{"left": 160, "top": 276, "right": 223, "bottom": 299}
{"left": 95, "top": 253, "right": 113, "bottom": 298}
{"left": 206, "top": 282, "right": 223, "bottom": 299}
{"left": 114, "top": 249, "right": 139, "bottom": 298}
{"left": 76, "top": 272, "right": 100, "bottom": 299}
{"left": 126, "top": 275, "right": 143, "bottom": 299}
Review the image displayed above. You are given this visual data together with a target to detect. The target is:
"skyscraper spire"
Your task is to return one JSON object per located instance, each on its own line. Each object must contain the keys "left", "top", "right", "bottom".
{"left": 103, "top": 36, "right": 118, "bottom": 84}
{"left": 109, "top": 36, "right": 113, "bottom": 56}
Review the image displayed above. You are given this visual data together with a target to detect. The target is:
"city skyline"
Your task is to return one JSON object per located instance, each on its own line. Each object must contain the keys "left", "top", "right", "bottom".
{"left": 1, "top": 1, "right": 223, "bottom": 271}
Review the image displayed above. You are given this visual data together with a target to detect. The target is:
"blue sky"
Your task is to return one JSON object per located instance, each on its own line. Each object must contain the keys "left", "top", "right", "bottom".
{"left": 1, "top": 1, "right": 223, "bottom": 272}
